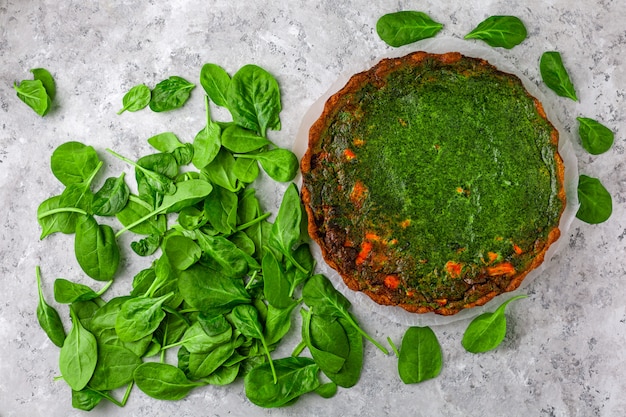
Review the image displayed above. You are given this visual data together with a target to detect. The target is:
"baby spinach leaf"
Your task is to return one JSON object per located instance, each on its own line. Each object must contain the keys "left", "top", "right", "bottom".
{"left": 71, "top": 388, "right": 104, "bottom": 411}
{"left": 462, "top": 295, "right": 527, "bottom": 353}
{"left": 269, "top": 183, "right": 306, "bottom": 263}
{"left": 14, "top": 78, "right": 51, "bottom": 116}
{"left": 221, "top": 125, "right": 271, "bottom": 153}
{"left": 117, "top": 84, "right": 151, "bottom": 114}
{"left": 233, "top": 156, "right": 260, "bottom": 184}
{"left": 36, "top": 266, "right": 66, "bottom": 347}
{"left": 91, "top": 173, "right": 130, "bottom": 216}
{"left": 37, "top": 195, "right": 83, "bottom": 239}
{"left": 115, "top": 293, "right": 173, "bottom": 342}
{"left": 115, "top": 195, "right": 166, "bottom": 236}
{"left": 576, "top": 175, "right": 612, "bottom": 224}
{"left": 264, "top": 302, "right": 298, "bottom": 346}
{"left": 301, "top": 310, "right": 347, "bottom": 375}
{"left": 74, "top": 215, "right": 120, "bottom": 282}
{"left": 196, "top": 233, "right": 251, "bottom": 278}
{"left": 192, "top": 96, "right": 222, "bottom": 170}
{"left": 163, "top": 235, "right": 201, "bottom": 270}
{"left": 231, "top": 305, "right": 276, "bottom": 382}
{"left": 59, "top": 306, "right": 98, "bottom": 391}
{"left": 262, "top": 250, "right": 293, "bottom": 309}
{"left": 227, "top": 64, "right": 281, "bottom": 137}
{"left": 236, "top": 148, "right": 298, "bottom": 182}
{"left": 59, "top": 180, "right": 96, "bottom": 213}
{"left": 88, "top": 344, "right": 142, "bottom": 391}
{"left": 202, "top": 147, "right": 240, "bottom": 192}
{"left": 30, "top": 67, "right": 56, "bottom": 100}
{"left": 397, "top": 326, "right": 442, "bottom": 384}
{"left": 134, "top": 362, "right": 203, "bottom": 400}
{"left": 115, "top": 180, "right": 212, "bottom": 236}
{"left": 172, "top": 143, "right": 194, "bottom": 166}
{"left": 200, "top": 63, "right": 231, "bottom": 108}
{"left": 178, "top": 319, "right": 232, "bottom": 354}
{"left": 464, "top": 15, "right": 527, "bottom": 49}
{"left": 577, "top": 117, "right": 614, "bottom": 155}
{"left": 376, "top": 11, "right": 443, "bottom": 47}
{"left": 51, "top": 142, "right": 101, "bottom": 187}
{"left": 324, "top": 316, "right": 363, "bottom": 388}
{"left": 54, "top": 278, "right": 111, "bottom": 304}
{"left": 244, "top": 356, "right": 321, "bottom": 408}
{"left": 147, "top": 132, "right": 184, "bottom": 153}
{"left": 540, "top": 51, "right": 578, "bottom": 101}
{"left": 302, "top": 274, "right": 389, "bottom": 354}
{"left": 178, "top": 264, "right": 250, "bottom": 314}
{"left": 149, "top": 76, "right": 195, "bottom": 112}
{"left": 187, "top": 339, "right": 240, "bottom": 379}
{"left": 203, "top": 185, "right": 238, "bottom": 235}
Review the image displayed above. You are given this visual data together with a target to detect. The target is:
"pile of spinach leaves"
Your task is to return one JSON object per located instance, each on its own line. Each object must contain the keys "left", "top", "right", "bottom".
{"left": 35, "top": 62, "right": 387, "bottom": 410}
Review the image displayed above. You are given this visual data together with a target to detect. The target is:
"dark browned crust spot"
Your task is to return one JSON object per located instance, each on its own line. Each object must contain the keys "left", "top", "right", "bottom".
{"left": 301, "top": 51, "right": 566, "bottom": 315}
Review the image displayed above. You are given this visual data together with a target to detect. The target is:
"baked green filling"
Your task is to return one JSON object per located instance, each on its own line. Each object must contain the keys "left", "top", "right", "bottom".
{"left": 305, "top": 55, "right": 563, "bottom": 308}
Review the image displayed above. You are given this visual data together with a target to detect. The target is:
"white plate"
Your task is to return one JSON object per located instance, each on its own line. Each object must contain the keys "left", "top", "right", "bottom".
{"left": 294, "top": 37, "right": 580, "bottom": 327}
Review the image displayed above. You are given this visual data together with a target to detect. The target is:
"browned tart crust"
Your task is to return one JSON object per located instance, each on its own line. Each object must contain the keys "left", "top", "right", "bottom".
{"left": 300, "top": 52, "right": 566, "bottom": 315}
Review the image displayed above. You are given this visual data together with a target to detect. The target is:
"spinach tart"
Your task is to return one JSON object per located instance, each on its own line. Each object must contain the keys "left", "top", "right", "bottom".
{"left": 300, "top": 51, "right": 566, "bottom": 315}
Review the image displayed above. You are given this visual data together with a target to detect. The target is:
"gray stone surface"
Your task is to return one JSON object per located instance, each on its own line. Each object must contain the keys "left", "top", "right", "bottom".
{"left": 1, "top": 0, "right": 625, "bottom": 416}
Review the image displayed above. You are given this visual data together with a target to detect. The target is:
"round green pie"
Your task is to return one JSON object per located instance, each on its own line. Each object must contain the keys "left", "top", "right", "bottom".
{"left": 301, "top": 52, "right": 566, "bottom": 315}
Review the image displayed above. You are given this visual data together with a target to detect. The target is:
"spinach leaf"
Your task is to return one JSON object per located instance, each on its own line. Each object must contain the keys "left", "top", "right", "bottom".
{"left": 36, "top": 267, "right": 66, "bottom": 347}
{"left": 577, "top": 117, "right": 614, "bottom": 155}
{"left": 149, "top": 76, "right": 195, "bottom": 112}
{"left": 269, "top": 183, "right": 307, "bottom": 267}
{"left": 51, "top": 142, "right": 101, "bottom": 187}
{"left": 115, "top": 293, "right": 173, "bottom": 342}
{"left": 88, "top": 344, "right": 142, "bottom": 391}
{"left": 71, "top": 388, "right": 104, "bottom": 411}
{"left": 177, "top": 319, "right": 232, "bottom": 354}
{"left": 200, "top": 63, "right": 231, "bottom": 108}
{"left": 462, "top": 295, "right": 527, "bottom": 353}
{"left": 37, "top": 195, "right": 83, "bottom": 239}
{"left": 187, "top": 339, "right": 240, "bottom": 379}
{"left": 115, "top": 179, "right": 213, "bottom": 236}
{"left": 192, "top": 96, "right": 222, "bottom": 170}
{"left": 227, "top": 64, "right": 281, "bottom": 137}
{"left": 264, "top": 302, "right": 298, "bottom": 346}
{"left": 301, "top": 309, "right": 348, "bottom": 374}
{"left": 464, "top": 15, "right": 527, "bottom": 49}
{"left": 576, "top": 175, "right": 613, "bottom": 224}
{"left": 397, "top": 326, "right": 442, "bottom": 384}
{"left": 262, "top": 250, "right": 293, "bottom": 308}
{"left": 147, "top": 132, "right": 184, "bottom": 153}
{"left": 376, "top": 11, "right": 443, "bottom": 47}
{"left": 203, "top": 185, "right": 238, "bottom": 235}
{"left": 178, "top": 264, "right": 250, "bottom": 314}
{"left": 171, "top": 143, "right": 194, "bottom": 166}
{"left": 202, "top": 147, "right": 240, "bottom": 192}
{"left": 14, "top": 78, "right": 51, "bottom": 116}
{"left": 163, "top": 235, "right": 201, "bottom": 270}
{"left": 115, "top": 195, "right": 166, "bottom": 236}
{"left": 231, "top": 304, "right": 276, "bottom": 382}
{"left": 302, "top": 274, "right": 389, "bottom": 354}
{"left": 221, "top": 125, "right": 271, "bottom": 153}
{"left": 195, "top": 233, "right": 250, "bottom": 278}
{"left": 59, "top": 306, "right": 98, "bottom": 391}
{"left": 53, "top": 278, "right": 111, "bottom": 304}
{"left": 235, "top": 148, "right": 299, "bottom": 182}
{"left": 117, "top": 84, "right": 151, "bottom": 114}
{"left": 540, "top": 51, "right": 578, "bottom": 101}
{"left": 244, "top": 357, "right": 321, "bottom": 408}
{"left": 74, "top": 215, "right": 120, "bottom": 281}
{"left": 134, "top": 362, "right": 203, "bottom": 400}
{"left": 91, "top": 173, "right": 130, "bottom": 216}
{"left": 233, "top": 156, "right": 260, "bottom": 184}
{"left": 30, "top": 67, "right": 56, "bottom": 100}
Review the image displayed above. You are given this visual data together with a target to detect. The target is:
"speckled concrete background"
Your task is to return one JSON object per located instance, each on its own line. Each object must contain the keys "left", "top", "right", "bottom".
{"left": 1, "top": 1, "right": 625, "bottom": 416}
